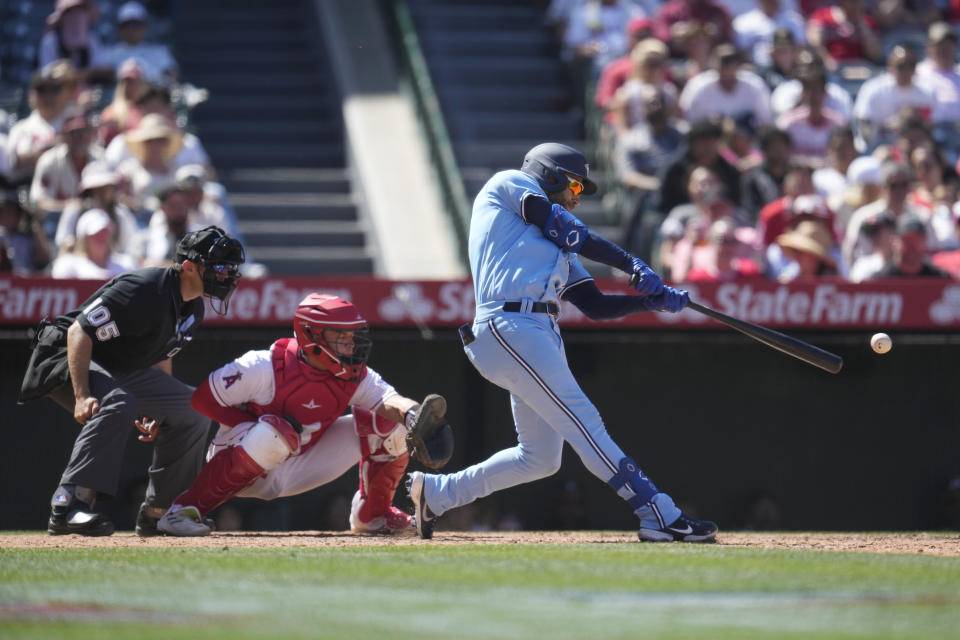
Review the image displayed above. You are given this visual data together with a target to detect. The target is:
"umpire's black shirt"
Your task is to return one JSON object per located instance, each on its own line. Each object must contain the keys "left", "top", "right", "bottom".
{"left": 53, "top": 267, "right": 205, "bottom": 376}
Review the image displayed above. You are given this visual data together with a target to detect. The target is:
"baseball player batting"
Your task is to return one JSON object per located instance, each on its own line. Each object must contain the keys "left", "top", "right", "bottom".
{"left": 407, "top": 143, "right": 717, "bottom": 542}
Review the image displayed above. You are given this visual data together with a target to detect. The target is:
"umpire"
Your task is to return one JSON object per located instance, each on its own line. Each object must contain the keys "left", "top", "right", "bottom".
{"left": 19, "top": 226, "right": 245, "bottom": 536}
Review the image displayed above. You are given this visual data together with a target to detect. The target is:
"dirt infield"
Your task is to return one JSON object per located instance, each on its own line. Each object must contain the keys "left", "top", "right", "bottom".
{"left": 1, "top": 531, "right": 957, "bottom": 555}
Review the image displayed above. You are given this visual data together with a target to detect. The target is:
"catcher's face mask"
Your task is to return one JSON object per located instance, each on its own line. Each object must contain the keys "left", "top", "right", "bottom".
{"left": 293, "top": 293, "right": 371, "bottom": 382}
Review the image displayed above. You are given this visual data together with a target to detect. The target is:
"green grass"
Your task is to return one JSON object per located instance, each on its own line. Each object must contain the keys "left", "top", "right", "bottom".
{"left": 1, "top": 538, "right": 959, "bottom": 639}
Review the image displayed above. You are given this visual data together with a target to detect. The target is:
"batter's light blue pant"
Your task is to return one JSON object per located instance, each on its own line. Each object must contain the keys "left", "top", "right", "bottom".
{"left": 424, "top": 312, "right": 680, "bottom": 529}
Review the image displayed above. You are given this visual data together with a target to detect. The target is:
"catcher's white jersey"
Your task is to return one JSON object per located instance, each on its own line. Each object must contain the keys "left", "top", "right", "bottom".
{"left": 208, "top": 349, "right": 398, "bottom": 421}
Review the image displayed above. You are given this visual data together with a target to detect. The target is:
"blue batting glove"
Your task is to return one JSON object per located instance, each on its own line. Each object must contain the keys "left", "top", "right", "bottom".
{"left": 641, "top": 286, "right": 689, "bottom": 313}
{"left": 630, "top": 257, "right": 664, "bottom": 296}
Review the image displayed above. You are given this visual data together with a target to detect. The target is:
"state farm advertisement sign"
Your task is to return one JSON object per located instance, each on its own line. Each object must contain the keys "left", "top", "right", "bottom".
{"left": 2, "top": 276, "right": 960, "bottom": 329}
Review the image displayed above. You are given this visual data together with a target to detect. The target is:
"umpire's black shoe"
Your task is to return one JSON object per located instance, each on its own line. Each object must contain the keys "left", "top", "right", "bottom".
{"left": 48, "top": 506, "right": 115, "bottom": 536}
{"left": 406, "top": 471, "right": 437, "bottom": 540}
{"left": 135, "top": 504, "right": 163, "bottom": 537}
{"left": 638, "top": 513, "right": 718, "bottom": 543}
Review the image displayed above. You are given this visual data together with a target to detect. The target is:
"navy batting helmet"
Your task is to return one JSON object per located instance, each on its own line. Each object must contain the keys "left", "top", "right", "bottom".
{"left": 521, "top": 142, "right": 597, "bottom": 196}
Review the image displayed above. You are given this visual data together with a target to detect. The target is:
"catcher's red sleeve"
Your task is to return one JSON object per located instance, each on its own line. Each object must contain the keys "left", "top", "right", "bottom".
{"left": 191, "top": 379, "right": 256, "bottom": 428}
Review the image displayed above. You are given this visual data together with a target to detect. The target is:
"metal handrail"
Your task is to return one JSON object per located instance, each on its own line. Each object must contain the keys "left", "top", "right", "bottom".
{"left": 388, "top": 0, "right": 471, "bottom": 267}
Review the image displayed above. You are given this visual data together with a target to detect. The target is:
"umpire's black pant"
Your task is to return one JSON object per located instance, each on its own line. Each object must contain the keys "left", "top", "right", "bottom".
{"left": 48, "top": 362, "right": 211, "bottom": 510}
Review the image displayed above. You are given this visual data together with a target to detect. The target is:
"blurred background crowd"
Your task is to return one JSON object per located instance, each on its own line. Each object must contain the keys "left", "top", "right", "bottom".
{"left": 2, "top": 0, "right": 960, "bottom": 286}
{"left": 0, "top": 0, "right": 260, "bottom": 280}
{"left": 550, "top": 0, "right": 960, "bottom": 283}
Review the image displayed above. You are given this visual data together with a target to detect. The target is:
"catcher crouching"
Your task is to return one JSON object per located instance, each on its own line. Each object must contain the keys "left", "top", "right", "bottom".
{"left": 157, "top": 293, "right": 453, "bottom": 536}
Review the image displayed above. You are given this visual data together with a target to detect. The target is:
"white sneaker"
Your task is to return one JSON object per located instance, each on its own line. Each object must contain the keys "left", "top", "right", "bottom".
{"left": 157, "top": 506, "right": 211, "bottom": 537}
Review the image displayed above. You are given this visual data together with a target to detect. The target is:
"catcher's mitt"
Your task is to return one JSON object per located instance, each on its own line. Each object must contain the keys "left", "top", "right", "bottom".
{"left": 406, "top": 394, "right": 454, "bottom": 470}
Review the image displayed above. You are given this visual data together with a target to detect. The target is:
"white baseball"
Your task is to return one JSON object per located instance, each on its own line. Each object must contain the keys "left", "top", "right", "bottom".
{"left": 870, "top": 333, "right": 892, "bottom": 354}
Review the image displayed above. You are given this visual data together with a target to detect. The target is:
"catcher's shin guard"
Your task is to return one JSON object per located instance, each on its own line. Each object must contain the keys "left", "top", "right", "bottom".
{"left": 172, "top": 445, "right": 265, "bottom": 516}
{"left": 350, "top": 451, "right": 412, "bottom": 533}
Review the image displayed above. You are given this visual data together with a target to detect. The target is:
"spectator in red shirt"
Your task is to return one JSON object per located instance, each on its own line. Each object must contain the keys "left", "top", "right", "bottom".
{"left": 806, "top": 0, "right": 882, "bottom": 70}
{"left": 654, "top": 0, "right": 734, "bottom": 53}
{"left": 685, "top": 218, "right": 763, "bottom": 281}
{"left": 594, "top": 17, "right": 655, "bottom": 112}
{"left": 757, "top": 170, "right": 836, "bottom": 249}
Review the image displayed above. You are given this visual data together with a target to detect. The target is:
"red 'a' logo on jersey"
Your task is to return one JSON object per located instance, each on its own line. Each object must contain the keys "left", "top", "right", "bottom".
{"left": 222, "top": 371, "right": 242, "bottom": 389}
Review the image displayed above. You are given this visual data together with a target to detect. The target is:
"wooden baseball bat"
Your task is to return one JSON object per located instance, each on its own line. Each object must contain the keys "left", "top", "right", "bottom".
{"left": 686, "top": 300, "right": 843, "bottom": 374}
{"left": 629, "top": 275, "right": 843, "bottom": 373}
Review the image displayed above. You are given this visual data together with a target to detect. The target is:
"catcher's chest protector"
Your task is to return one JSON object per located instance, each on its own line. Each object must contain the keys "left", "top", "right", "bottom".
{"left": 248, "top": 338, "right": 360, "bottom": 450}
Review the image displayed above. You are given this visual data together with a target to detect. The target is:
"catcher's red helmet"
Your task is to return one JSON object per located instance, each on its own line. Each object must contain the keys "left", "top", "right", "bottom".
{"left": 294, "top": 293, "right": 371, "bottom": 381}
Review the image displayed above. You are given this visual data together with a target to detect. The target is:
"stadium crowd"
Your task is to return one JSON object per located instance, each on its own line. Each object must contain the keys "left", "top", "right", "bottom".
{"left": 0, "top": 0, "right": 253, "bottom": 279}
{"left": 549, "top": 0, "right": 960, "bottom": 282}
{"left": 3, "top": 0, "right": 960, "bottom": 285}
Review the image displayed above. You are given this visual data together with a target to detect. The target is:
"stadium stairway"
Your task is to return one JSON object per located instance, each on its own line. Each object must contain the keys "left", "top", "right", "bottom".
{"left": 407, "top": 0, "right": 616, "bottom": 275}
{"left": 175, "top": 0, "right": 373, "bottom": 275}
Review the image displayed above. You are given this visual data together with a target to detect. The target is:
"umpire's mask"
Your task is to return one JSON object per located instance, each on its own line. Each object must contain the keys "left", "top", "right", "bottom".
{"left": 176, "top": 226, "right": 246, "bottom": 315}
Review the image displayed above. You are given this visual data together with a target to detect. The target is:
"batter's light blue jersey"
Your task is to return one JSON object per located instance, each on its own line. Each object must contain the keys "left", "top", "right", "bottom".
{"left": 469, "top": 170, "right": 592, "bottom": 319}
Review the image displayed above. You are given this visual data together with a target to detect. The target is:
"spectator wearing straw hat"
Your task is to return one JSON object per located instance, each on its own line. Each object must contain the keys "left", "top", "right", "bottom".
{"left": 29, "top": 110, "right": 102, "bottom": 220}
{"left": 55, "top": 162, "right": 137, "bottom": 255}
{"left": 115, "top": 113, "right": 182, "bottom": 212}
{"left": 103, "top": 86, "right": 211, "bottom": 176}
{"left": 51, "top": 208, "right": 138, "bottom": 279}
{"left": 775, "top": 218, "right": 841, "bottom": 280}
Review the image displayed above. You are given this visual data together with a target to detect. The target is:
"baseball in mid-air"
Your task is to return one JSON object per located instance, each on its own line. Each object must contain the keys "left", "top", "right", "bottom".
{"left": 870, "top": 333, "right": 892, "bottom": 354}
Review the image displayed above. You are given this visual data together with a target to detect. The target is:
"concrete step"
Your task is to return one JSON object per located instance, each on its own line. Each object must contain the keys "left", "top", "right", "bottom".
{"left": 192, "top": 97, "right": 338, "bottom": 119}
{"left": 420, "top": 31, "right": 556, "bottom": 57}
{"left": 430, "top": 59, "right": 566, "bottom": 86}
{"left": 189, "top": 73, "right": 332, "bottom": 92}
{"left": 412, "top": 5, "right": 540, "bottom": 30}
{"left": 175, "top": 29, "right": 314, "bottom": 47}
{"left": 231, "top": 192, "right": 359, "bottom": 221}
{"left": 239, "top": 220, "right": 366, "bottom": 247}
{"left": 448, "top": 112, "right": 582, "bottom": 141}
{"left": 438, "top": 86, "right": 574, "bottom": 113}
{"left": 181, "top": 57, "right": 324, "bottom": 75}
{"left": 220, "top": 168, "right": 351, "bottom": 193}
{"left": 197, "top": 121, "right": 342, "bottom": 145}
{"left": 248, "top": 247, "right": 374, "bottom": 275}
{"left": 205, "top": 143, "right": 344, "bottom": 168}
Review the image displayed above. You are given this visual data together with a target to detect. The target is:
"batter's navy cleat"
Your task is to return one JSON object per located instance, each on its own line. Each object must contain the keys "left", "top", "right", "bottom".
{"left": 48, "top": 506, "right": 115, "bottom": 536}
{"left": 406, "top": 471, "right": 436, "bottom": 539}
{"left": 638, "top": 513, "right": 718, "bottom": 543}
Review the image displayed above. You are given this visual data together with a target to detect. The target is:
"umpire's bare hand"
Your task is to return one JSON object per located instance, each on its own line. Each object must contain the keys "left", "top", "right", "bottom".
{"left": 74, "top": 396, "right": 100, "bottom": 424}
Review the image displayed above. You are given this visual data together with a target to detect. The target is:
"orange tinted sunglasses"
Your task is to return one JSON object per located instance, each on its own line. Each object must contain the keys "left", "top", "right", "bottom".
{"left": 567, "top": 178, "right": 584, "bottom": 196}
